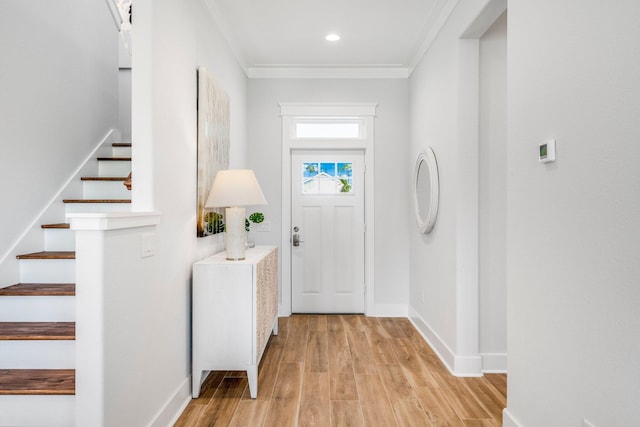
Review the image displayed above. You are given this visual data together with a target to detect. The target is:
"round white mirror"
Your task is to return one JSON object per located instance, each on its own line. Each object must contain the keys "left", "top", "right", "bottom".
{"left": 413, "top": 148, "right": 439, "bottom": 234}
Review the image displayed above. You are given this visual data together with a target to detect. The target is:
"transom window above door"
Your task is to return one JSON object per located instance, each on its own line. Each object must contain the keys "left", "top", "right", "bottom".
{"left": 292, "top": 118, "right": 366, "bottom": 139}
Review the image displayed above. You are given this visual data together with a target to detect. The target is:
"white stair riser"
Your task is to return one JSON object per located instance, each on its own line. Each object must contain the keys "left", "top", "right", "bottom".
{"left": 65, "top": 202, "right": 131, "bottom": 214}
{"left": 98, "top": 160, "right": 131, "bottom": 177}
{"left": 44, "top": 229, "right": 75, "bottom": 252}
{"left": 0, "top": 296, "right": 75, "bottom": 321}
{"left": 83, "top": 180, "right": 130, "bottom": 199}
{"left": 0, "top": 341, "right": 75, "bottom": 368}
{"left": 0, "top": 396, "right": 74, "bottom": 427}
{"left": 112, "top": 146, "right": 131, "bottom": 157}
{"left": 19, "top": 259, "right": 75, "bottom": 283}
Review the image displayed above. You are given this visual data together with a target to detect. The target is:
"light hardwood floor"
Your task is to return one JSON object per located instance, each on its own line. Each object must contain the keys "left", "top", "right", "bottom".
{"left": 175, "top": 315, "right": 506, "bottom": 427}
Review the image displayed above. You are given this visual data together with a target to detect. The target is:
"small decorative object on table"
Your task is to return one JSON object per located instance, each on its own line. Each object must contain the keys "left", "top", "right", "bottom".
{"left": 245, "top": 212, "right": 265, "bottom": 248}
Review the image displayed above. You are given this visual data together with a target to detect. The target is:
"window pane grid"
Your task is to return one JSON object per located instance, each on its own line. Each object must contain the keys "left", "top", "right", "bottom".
{"left": 302, "top": 162, "right": 353, "bottom": 194}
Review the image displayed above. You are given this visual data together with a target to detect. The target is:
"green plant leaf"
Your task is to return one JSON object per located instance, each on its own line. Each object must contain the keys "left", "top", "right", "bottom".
{"left": 249, "top": 212, "right": 265, "bottom": 224}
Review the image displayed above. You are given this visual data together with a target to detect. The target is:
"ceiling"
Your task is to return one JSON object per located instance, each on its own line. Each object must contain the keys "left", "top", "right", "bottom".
{"left": 205, "top": 0, "right": 457, "bottom": 78}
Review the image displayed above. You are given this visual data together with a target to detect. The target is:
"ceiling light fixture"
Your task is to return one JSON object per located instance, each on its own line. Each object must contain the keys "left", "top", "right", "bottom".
{"left": 325, "top": 33, "right": 340, "bottom": 42}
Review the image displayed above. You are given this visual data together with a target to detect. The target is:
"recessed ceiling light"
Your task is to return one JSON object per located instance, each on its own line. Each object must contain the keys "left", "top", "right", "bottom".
{"left": 325, "top": 33, "right": 340, "bottom": 42}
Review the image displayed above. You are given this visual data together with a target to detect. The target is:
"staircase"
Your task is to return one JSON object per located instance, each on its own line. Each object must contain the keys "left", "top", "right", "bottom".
{"left": 0, "top": 142, "right": 131, "bottom": 426}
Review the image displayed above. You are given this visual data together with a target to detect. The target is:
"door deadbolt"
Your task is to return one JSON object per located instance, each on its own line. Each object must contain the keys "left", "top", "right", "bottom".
{"left": 292, "top": 226, "right": 302, "bottom": 246}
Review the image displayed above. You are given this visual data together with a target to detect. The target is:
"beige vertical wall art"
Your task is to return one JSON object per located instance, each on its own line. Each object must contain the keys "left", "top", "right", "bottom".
{"left": 196, "top": 66, "right": 230, "bottom": 237}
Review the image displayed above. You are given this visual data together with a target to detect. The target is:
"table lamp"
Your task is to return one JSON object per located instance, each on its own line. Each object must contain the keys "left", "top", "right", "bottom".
{"left": 205, "top": 169, "right": 267, "bottom": 260}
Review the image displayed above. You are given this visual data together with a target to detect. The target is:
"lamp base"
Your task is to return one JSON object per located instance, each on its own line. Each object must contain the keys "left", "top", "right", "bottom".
{"left": 225, "top": 206, "right": 246, "bottom": 260}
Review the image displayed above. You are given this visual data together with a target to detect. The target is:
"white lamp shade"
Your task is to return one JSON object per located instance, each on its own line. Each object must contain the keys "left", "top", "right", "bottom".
{"left": 205, "top": 169, "right": 267, "bottom": 208}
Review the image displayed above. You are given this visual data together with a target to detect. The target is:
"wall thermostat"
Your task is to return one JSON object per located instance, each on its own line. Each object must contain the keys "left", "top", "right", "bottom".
{"left": 539, "top": 139, "right": 556, "bottom": 163}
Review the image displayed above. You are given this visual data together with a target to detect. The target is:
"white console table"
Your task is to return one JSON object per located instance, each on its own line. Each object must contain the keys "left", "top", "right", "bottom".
{"left": 192, "top": 245, "right": 278, "bottom": 399}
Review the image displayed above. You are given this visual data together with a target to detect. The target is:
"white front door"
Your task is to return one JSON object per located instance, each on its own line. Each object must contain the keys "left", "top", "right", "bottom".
{"left": 290, "top": 151, "right": 365, "bottom": 313}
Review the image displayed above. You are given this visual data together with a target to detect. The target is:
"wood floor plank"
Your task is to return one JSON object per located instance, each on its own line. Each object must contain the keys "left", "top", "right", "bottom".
{"left": 346, "top": 330, "right": 378, "bottom": 375}
{"left": 277, "top": 316, "right": 290, "bottom": 342}
{"left": 341, "top": 315, "right": 366, "bottom": 332}
{"left": 327, "top": 326, "right": 352, "bottom": 374}
{"left": 391, "top": 338, "right": 439, "bottom": 388}
{"left": 193, "top": 371, "right": 226, "bottom": 404}
{"left": 378, "top": 317, "right": 409, "bottom": 338}
{"left": 460, "top": 377, "right": 506, "bottom": 421}
{"left": 330, "top": 373, "right": 359, "bottom": 402}
{"left": 377, "top": 363, "right": 416, "bottom": 401}
{"left": 173, "top": 404, "right": 205, "bottom": 427}
{"left": 326, "top": 315, "right": 344, "bottom": 334}
{"left": 401, "top": 323, "right": 439, "bottom": 359}
{"left": 298, "top": 373, "right": 330, "bottom": 427}
{"left": 330, "top": 401, "right": 365, "bottom": 427}
{"left": 484, "top": 373, "right": 507, "bottom": 398}
{"left": 263, "top": 362, "right": 303, "bottom": 427}
{"left": 378, "top": 364, "right": 433, "bottom": 427}
{"left": 462, "top": 419, "right": 501, "bottom": 427}
{"left": 229, "top": 400, "right": 269, "bottom": 427}
{"left": 196, "top": 377, "right": 247, "bottom": 427}
{"left": 175, "top": 316, "right": 507, "bottom": 427}
{"left": 394, "top": 317, "right": 419, "bottom": 337}
{"left": 308, "top": 315, "right": 328, "bottom": 332}
{"left": 410, "top": 383, "right": 466, "bottom": 427}
{"left": 364, "top": 318, "right": 399, "bottom": 365}
{"left": 355, "top": 374, "right": 399, "bottom": 427}
{"left": 438, "top": 376, "right": 492, "bottom": 421}
{"left": 282, "top": 316, "right": 309, "bottom": 362}
{"left": 305, "top": 330, "right": 329, "bottom": 373}
{"left": 328, "top": 323, "right": 358, "bottom": 400}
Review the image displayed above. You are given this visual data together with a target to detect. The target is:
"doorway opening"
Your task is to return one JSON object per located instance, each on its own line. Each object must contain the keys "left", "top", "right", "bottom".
{"left": 279, "top": 103, "right": 377, "bottom": 316}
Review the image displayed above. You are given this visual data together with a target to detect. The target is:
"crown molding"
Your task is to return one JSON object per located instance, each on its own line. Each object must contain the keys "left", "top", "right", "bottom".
{"left": 408, "top": 0, "right": 460, "bottom": 75}
{"left": 204, "top": 0, "right": 249, "bottom": 75}
{"left": 247, "top": 67, "right": 409, "bottom": 79}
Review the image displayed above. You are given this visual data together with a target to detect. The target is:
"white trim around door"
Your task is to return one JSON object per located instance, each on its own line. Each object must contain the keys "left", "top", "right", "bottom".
{"left": 279, "top": 103, "right": 377, "bottom": 316}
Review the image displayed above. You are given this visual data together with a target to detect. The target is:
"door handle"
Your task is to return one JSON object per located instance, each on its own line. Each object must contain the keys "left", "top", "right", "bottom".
{"left": 292, "top": 226, "right": 303, "bottom": 247}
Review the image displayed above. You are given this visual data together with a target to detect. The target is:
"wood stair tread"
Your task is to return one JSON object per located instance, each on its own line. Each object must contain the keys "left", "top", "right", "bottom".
{"left": 63, "top": 199, "right": 131, "bottom": 203}
{"left": 96, "top": 157, "right": 131, "bottom": 161}
{"left": 0, "top": 369, "right": 75, "bottom": 395}
{"left": 112, "top": 142, "right": 131, "bottom": 147}
{"left": 80, "top": 176, "right": 128, "bottom": 181}
{"left": 0, "top": 283, "right": 75, "bottom": 296}
{"left": 0, "top": 322, "right": 75, "bottom": 340}
{"left": 41, "top": 223, "right": 70, "bottom": 229}
{"left": 16, "top": 251, "right": 75, "bottom": 260}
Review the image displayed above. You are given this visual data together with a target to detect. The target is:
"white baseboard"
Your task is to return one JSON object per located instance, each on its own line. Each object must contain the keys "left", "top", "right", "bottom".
{"left": 408, "top": 306, "right": 456, "bottom": 373}
{"left": 147, "top": 376, "right": 192, "bottom": 427}
{"left": 367, "top": 303, "right": 408, "bottom": 317}
{"left": 278, "top": 304, "right": 409, "bottom": 318}
{"left": 408, "top": 306, "right": 482, "bottom": 377}
{"left": 503, "top": 408, "right": 523, "bottom": 427}
{"left": 481, "top": 352, "right": 507, "bottom": 373}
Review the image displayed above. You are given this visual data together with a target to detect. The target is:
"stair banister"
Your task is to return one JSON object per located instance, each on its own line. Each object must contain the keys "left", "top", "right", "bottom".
{"left": 105, "top": 0, "right": 132, "bottom": 32}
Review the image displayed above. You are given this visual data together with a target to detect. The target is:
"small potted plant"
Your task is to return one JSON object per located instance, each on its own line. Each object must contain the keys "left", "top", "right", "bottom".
{"left": 245, "top": 212, "right": 265, "bottom": 248}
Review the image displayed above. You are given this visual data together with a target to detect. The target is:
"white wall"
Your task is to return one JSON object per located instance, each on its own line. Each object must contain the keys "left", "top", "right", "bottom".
{"left": 478, "top": 12, "right": 507, "bottom": 371}
{"left": 0, "top": 1, "right": 118, "bottom": 267}
{"left": 247, "top": 79, "right": 411, "bottom": 312}
{"left": 408, "top": 0, "right": 498, "bottom": 374}
{"left": 118, "top": 69, "right": 132, "bottom": 143}
{"left": 106, "top": 0, "right": 248, "bottom": 425}
{"left": 505, "top": 1, "right": 640, "bottom": 425}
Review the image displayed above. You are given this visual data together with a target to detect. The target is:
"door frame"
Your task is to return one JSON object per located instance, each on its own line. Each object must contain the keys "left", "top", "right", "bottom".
{"left": 279, "top": 103, "right": 377, "bottom": 316}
